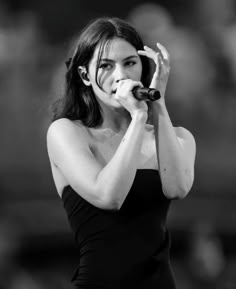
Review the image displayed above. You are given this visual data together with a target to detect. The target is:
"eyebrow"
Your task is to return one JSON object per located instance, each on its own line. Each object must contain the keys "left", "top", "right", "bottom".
{"left": 100, "top": 55, "right": 139, "bottom": 62}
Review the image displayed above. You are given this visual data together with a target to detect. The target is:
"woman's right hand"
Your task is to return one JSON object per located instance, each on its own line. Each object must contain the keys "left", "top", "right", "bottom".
{"left": 114, "top": 79, "right": 148, "bottom": 117}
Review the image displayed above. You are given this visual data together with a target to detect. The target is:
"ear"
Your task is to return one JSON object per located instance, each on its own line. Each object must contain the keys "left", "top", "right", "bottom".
{"left": 78, "top": 66, "right": 91, "bottom": 86}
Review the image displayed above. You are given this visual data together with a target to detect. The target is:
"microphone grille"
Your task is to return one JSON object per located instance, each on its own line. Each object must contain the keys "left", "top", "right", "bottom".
{"left": 149, "top": 89, "right": 161, "bottom": 100}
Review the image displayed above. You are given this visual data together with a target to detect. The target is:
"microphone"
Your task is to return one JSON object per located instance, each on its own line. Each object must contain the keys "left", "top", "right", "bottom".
{"left": 132, "top": 87, "right": 161, "bottom": 101}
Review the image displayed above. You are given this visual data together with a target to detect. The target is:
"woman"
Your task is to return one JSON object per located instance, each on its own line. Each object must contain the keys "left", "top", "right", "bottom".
{"left": 47, "top": 17, "right": 196, "bottom": 289}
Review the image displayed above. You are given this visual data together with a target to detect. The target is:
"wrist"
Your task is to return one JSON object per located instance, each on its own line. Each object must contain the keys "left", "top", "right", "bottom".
{"left": 152, "top": 98, "right": 166, "bottom": 109}
{"left": 151, "top": 101, "right": 168, "bottom": 120}
{"left": 131, "top": 108, "right": 148, "bottom": 122}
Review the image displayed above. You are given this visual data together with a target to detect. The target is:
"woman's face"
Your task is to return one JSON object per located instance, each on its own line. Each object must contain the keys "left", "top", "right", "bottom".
{"left": 86, "top": 37, "right": 142, "bottom": 108}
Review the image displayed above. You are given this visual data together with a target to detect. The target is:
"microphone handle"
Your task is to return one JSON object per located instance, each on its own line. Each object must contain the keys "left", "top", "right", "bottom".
{"left": 132, "top": 87, "right": 161, "bottom": 101}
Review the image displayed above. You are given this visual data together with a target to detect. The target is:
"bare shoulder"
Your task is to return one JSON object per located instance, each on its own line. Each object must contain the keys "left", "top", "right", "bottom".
{"left": 47, "top": 118, "right": 83, "bottom": 135}
{"left": 47, "top": 118, "right": 90, "bottom": 160}
{"left": 47, "top": 118, "right": 87, "bottom": 143}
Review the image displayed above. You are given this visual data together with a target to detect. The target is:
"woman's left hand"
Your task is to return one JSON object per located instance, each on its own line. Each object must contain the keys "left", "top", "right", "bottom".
{"left": 138, "top": 43, "right": 170, "bottom": 100}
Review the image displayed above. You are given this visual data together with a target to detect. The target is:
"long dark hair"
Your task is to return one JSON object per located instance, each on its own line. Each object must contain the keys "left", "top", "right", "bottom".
{"left": 51, "top": 17, "right": 151, "bottom": 127}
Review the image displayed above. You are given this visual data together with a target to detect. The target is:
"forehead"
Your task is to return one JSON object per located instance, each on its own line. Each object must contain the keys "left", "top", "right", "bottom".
{"left": 92, "top": 37, "right": 138, "bottom": 62}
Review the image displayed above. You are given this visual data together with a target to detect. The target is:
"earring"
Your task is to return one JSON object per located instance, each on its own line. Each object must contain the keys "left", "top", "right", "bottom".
{"left": 78, "top": 66, "right": 89, "bottom": 80}
{"left": 82, "top": 72, "right": 89, "bottom": 81}
{"left": 78, "top": 66, "right": 90, "bottom": 85}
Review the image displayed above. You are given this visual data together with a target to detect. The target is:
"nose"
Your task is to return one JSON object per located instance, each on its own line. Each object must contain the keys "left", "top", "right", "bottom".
{"left": 114, "top": 65, "right": 127, "bottom": 83}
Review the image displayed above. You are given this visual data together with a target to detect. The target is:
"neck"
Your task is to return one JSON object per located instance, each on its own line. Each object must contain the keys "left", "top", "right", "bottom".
{"left": 99, "top": 105, "right": 131, "bottom": 133}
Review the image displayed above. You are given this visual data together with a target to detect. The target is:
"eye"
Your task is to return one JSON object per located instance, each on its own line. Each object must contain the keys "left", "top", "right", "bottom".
{"left": 125, "top": 61, "right": 136, "bottom": 67}
{"left": 99, "top": 62, "right": 112, "bottom": 70}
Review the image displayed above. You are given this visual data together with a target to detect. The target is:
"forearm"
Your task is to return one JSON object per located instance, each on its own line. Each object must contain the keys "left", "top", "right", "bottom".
{"left": 152, "top": 102, "right": 193, "bottom": 199}
{"left": 96, "top": 110, "right": 148, "bottom": 209}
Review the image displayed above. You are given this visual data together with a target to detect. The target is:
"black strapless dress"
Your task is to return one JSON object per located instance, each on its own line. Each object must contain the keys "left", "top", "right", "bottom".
{"left": 61, "top": 169, "right": 177, "bottom": 289}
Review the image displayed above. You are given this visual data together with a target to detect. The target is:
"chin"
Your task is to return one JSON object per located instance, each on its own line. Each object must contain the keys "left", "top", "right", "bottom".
{"left": 104, "top": 97, "right": 122, "bottom": 108}
{"left": 99, "top": 95, "right": 125, "bottom": 111}
{"left": 111, "top": 100, "right": 126, "bottom": 110}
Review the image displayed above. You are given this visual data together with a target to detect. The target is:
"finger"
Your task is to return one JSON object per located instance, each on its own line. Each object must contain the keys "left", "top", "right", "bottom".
{"left": 132, "top": 81, "right": 143, "bottom": 88}
{"left": 117, "top": 79, "right": 143, "bottom": 92}
{"left": 138, "top": 49, "right": 160, "bottom": 65}
{"left": 143, "top": 45, "right": 166, "bottom": 65}
{"left": 156, "top": 43, "right": 170, "bottom": 63}
{"left": 137, "top": 50, "right": 148, "bottom": 56}
{"left": 156, "top": 53, "right": 163, "bottom": 76}
{"left": 138, "top": 46, "right": 156, "bottom": 56}
{"left": 143, "top": 45, "right": 154, "bottom": 52}
{"left": 138, "top": 50, "right": 155, "bottom": 60}
{"left": 143, "top": 44, "right": 169, "bottom": 61}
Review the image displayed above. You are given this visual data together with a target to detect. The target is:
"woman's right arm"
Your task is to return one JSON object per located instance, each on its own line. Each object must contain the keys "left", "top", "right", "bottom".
{"left": 47, "top": 111, "right": 147, "bottom": 210}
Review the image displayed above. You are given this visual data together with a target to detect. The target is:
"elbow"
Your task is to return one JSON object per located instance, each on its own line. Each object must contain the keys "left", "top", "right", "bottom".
{"left": 173, "top": 184, "right": 191, "bottom": 199}
{"left": 99, "top": 190, "right": 124, "bottom": 211}
{"left": 94, "top": 178, "right": 125, "bottom": 211}
{"left": 178, "top": 175, "right": 194, "bottom": 199}
{"left": 163, "top": 175, "right": 194, "bottom": 200}
{"left": 164, "top": 185, "right": 190, "bottom": 200}
{"left": 101, "top": 199, "right": 122, "bottom": 211}
{"left": 175, "top": 169, "right": 195, "bottom": 199}
{"left": 101, "top": 199, "right": 123, "bottom": 211}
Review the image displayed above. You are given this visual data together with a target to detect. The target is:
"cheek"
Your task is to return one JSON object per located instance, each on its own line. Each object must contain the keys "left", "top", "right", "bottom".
{"left": 91, "top": 72, "right": 111, "bottom": 96}
{"left": 98, "top": 71, "right": 111, "bottom": 88}
{"left": 133, "top": 64, "right": 143, "bottom": 80}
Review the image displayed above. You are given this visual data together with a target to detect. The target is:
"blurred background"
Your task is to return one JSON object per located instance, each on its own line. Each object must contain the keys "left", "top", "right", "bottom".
{"left": 0, "top": 0, "right": 236, "bottom": 288}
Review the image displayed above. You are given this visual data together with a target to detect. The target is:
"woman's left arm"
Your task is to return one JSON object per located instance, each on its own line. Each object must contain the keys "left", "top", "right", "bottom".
{"left": 138, "top": 43, "right": 196, "bottom": 199}
{"left": 152, "top": 102, "right": 196, "bottom": 199}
